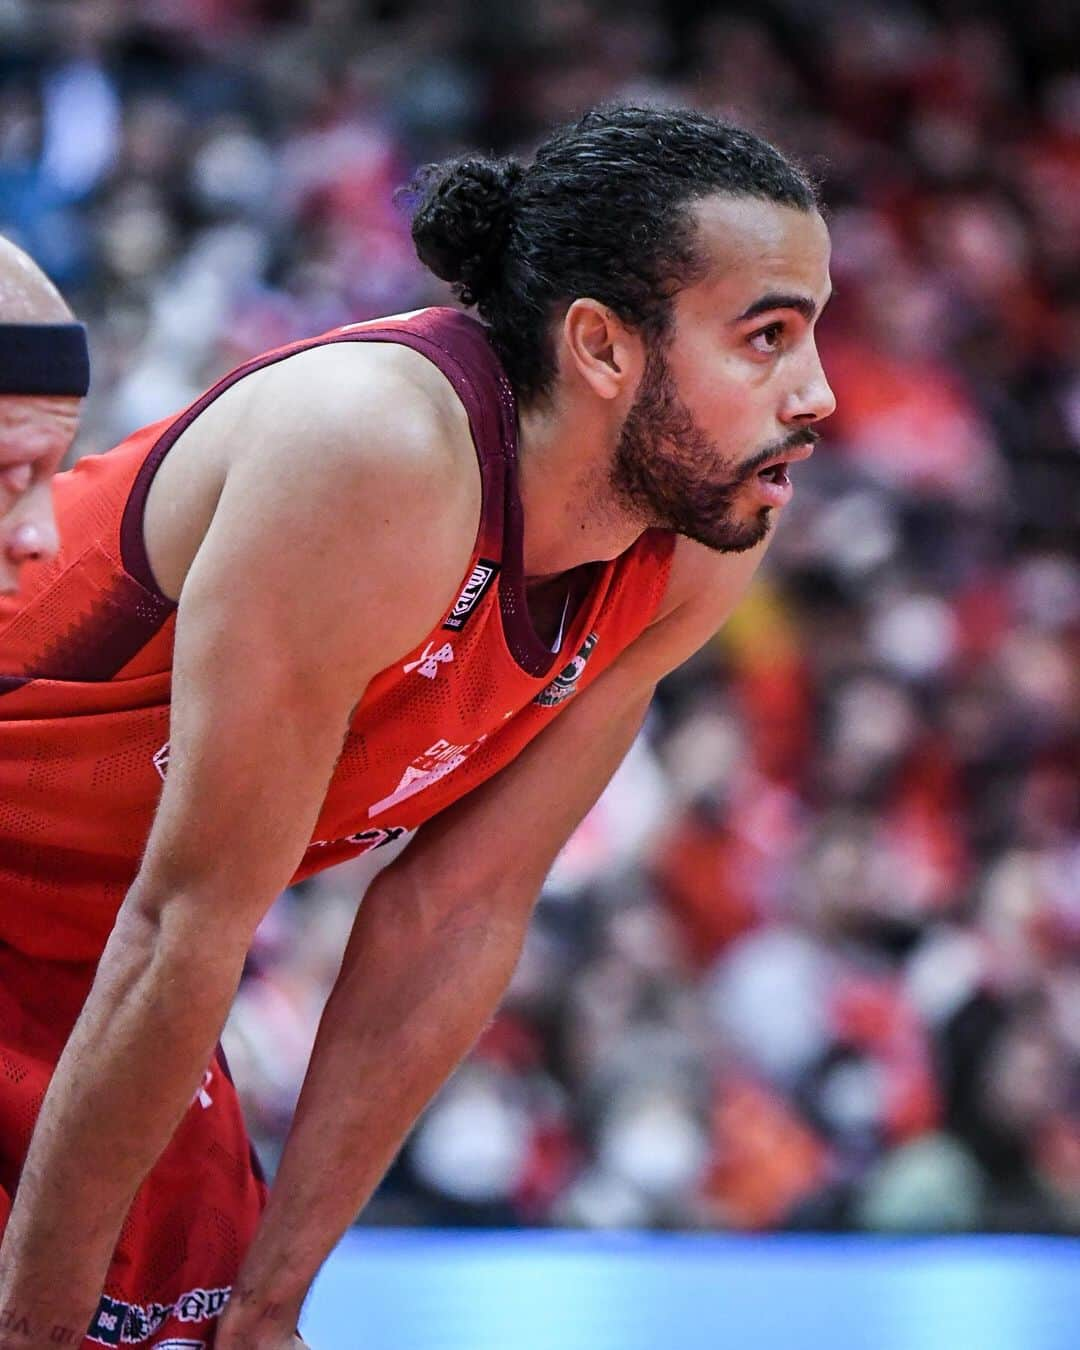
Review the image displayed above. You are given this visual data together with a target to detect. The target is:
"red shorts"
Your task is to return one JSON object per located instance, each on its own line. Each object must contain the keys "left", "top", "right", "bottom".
{"left": 0, "top": 942, "right": 267, "bottom": 1347}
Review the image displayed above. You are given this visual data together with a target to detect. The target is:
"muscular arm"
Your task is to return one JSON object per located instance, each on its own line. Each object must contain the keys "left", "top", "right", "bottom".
{"left": 217, "top": 534, "right": 772, "bottom": 1342}
{"left": 0, "top": 346, "right": 478, "bottom": 1347}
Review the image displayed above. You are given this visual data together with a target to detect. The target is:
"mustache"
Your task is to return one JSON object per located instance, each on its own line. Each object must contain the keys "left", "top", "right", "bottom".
{"left": 738, "top": 428, "right": 820, "bottom": 482}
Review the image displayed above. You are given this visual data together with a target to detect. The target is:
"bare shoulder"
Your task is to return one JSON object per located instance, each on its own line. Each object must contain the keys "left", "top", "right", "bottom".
{"left": 236, "top": 338, "right": 473, "bottom": 480}
{"left": 208, "top": 340, "right": 481, "bottom": 658}
{"left": 146, "top": 337, "right": 479, "bottom": 608}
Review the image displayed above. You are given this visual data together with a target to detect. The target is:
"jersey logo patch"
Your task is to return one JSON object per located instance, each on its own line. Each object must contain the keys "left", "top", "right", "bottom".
{"left": 309, "top": 824, "right": 409, "bottom": 852}
{"left": 153, "top": 740, "right": 170, "bottom": 780}
{"left": 534, "top": 632, "right": 599, "bottom": 707}
{"left": 403, "top": 640, "right": 454, "bottom": 679}
{"left": 367, "top": 736, "right": 486, "bottom": 817}
{"left": 443, "top": 558, "right": 500, "bottom": 631}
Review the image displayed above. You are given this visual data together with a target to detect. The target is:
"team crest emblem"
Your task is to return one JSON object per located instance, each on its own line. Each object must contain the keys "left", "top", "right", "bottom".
{"left": 534, "top": 632, "right": 599, "bottom": 707}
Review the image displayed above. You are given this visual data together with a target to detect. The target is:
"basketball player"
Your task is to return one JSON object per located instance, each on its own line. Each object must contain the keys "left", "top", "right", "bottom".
{"left": 0, "top": 236, "right": 89, "bottom": 593}
{"left": 0, "top": 106, "right": 834, "bottom": 1348}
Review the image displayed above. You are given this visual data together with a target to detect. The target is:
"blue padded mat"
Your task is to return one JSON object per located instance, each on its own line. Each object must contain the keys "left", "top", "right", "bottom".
{"left": 302, "top": 1231, "right": 1078, "bottom": 1350}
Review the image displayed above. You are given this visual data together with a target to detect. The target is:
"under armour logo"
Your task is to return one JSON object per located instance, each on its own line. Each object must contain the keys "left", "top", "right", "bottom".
{"left": 403, "top": 641, "right": 454, "bottom": 680}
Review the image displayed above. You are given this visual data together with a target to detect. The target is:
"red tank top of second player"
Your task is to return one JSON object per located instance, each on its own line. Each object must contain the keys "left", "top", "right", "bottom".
{"left": 0, "top": 308, "right": 675, "bottom": 961}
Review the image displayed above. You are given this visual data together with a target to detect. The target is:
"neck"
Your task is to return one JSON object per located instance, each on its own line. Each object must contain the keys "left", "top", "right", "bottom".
{"left": 516, "top": 393, "right": 644, "bottom": 578}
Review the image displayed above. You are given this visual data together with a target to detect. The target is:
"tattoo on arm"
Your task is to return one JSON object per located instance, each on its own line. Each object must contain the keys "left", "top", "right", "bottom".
{"left": 228, "top": 1288, "right": 286, "bottom": 1322}
{"left": 0, "top": 1308, "right": 33, "bottom": 1338}
{"left": 0, "top": 1308, "right": 90, "bottom": 1345}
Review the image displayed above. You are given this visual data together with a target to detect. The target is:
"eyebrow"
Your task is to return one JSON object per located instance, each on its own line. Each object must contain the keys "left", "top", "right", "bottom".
{"left": 736, "top": 291, "right": 830, "bottom": 323}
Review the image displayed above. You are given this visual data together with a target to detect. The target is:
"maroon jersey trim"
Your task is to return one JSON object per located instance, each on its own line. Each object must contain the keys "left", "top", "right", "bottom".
{"left": 120, "top": 308, "right": 605, "bottom": 680}
{"left": 119, "top": 312, "right": 507, "bottom": 601}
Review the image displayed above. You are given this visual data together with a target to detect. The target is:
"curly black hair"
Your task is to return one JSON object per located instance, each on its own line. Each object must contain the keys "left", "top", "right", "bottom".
{"left": 407, "top": 104, "right": 818, "bottom": 405}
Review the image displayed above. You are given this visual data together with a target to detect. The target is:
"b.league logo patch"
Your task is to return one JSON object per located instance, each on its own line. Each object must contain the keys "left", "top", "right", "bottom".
{"left": 443, "top": 558, "right": 500, "bottom": 630}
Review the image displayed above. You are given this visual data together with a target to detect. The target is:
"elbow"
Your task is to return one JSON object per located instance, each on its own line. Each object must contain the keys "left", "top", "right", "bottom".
{"left": 356, "top": 861, "right": 538, "bottom": 975}
{"left": 113, "top": 879, "right": 251, "bottom": 984}
{"left": 384, "top": 837, "right": 547, "bottom": 932}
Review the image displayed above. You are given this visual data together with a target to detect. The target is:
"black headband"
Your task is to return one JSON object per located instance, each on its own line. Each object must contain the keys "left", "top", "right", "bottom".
{"left": 0, "top": 322, "right": 90, "bottom": 397}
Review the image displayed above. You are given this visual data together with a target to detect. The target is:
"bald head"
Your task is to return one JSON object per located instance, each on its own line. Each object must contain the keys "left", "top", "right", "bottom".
{"left": 0, "top": 236, "right": 74, "bottom": 324}
{"left": 0, "top": 236, "right": 85, "bottom": 594}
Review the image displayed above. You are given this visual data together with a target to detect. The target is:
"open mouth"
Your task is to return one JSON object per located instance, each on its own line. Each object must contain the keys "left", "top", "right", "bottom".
{"left": 751, "top": 440, "right": 815, "bottom": 483}
{"left": 745, "top": 441, "right": 815, "bottom": 507}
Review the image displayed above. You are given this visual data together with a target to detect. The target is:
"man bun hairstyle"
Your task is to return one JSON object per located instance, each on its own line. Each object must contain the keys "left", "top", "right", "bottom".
{"left": 410, "top": 156, "right": 524, "bottom": 308}
{"left": 406, "top": 105, "right": 818, "bottom": 405}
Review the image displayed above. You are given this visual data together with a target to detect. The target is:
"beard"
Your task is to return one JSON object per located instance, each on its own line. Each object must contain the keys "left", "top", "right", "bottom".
{"left": 610, "top": 342, "right": 817, "bottom": 554}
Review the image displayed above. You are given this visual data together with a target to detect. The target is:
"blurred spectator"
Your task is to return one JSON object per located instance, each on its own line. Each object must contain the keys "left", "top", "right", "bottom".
{"left": 4, "top": 0, "right": 1076, "bottom": 1235}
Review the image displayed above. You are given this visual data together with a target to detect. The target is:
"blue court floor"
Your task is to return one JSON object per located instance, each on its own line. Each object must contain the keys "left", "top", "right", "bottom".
{"left": 302, "top": 1231, "right": 1078, "bottom": 1350}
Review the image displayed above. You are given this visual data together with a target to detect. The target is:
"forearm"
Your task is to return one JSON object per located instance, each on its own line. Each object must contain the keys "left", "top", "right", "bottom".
{"left": 0, "top": 896, "right": 245, "bottom": 1345}
{"left": 219, "top": 686, "right": 655, "bottom": 1341}
{"left": 226, "top": 869, "right": 530, "bottom": 1326}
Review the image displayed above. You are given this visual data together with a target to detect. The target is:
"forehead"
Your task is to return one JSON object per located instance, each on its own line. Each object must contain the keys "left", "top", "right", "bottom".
{"left": 0, "top": 395, "right": 80, "bottom": 459}
{"left": 682, "top": 195, "right": 831, "bottom": 311}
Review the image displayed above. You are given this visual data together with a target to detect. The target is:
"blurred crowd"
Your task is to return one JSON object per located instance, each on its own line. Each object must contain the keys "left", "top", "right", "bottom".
{"left": 2, "top": 0, "right": 1077, "bottom": 1233}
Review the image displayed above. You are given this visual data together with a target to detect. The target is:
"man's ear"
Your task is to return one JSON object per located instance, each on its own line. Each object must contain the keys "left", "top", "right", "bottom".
{"left": 560, "top": 299, "right": 644, "bottom": 402}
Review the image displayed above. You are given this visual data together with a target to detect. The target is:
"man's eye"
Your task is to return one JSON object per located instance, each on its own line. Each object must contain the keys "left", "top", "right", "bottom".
{"left": 749, "top": 323, "right": 785, "bottom": 354}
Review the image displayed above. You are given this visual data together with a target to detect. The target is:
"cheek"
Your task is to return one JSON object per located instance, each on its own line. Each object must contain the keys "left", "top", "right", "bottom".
{"left": 679, "top": 338, "right": 773, "bottom": 408}
{"left": 691, "top": 365, "right": 766, "bottom": 442}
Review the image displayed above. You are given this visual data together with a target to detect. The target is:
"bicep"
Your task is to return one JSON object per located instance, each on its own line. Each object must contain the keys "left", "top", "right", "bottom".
{"left": 134, "top": 525, "right": 360, "bottom": 928}
{"left": 129, "top": 388, "right": 473, "bottom": 941}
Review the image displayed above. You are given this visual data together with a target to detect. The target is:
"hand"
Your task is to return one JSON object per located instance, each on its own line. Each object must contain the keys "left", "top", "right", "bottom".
{"left": 213, "top": 1322, "right": 309, "bottom": 1350}
{"left": 213, "top": 1296, "right": 309, "bottom": 1350}
{"left": 215, "top": 1337, "right": 309, "bottom": 1349}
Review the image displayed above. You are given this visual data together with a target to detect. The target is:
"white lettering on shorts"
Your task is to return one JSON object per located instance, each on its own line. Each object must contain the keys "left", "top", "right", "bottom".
{"left": 87, "top": 1286, "right": 229, "bottom": 1345}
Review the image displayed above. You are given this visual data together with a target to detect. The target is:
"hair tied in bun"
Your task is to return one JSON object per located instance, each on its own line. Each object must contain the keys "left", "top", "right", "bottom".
{"left": 406, "top": 155, "right": 524, "bottom": 306}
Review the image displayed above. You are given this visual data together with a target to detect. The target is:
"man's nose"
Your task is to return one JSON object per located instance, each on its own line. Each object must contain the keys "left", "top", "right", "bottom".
{"left": 1, "top": 524, "right": 54, "bottom": 594}
{"left": 3, "top": 494, "right": 61, "bottom": 576}
{"left": 781, "top": 351, "right": 837, "bottom": 425}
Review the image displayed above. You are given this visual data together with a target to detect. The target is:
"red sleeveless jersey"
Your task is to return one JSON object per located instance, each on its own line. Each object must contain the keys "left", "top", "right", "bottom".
{"left": 0, "top": 308, "right": 675, "bottom": 961}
